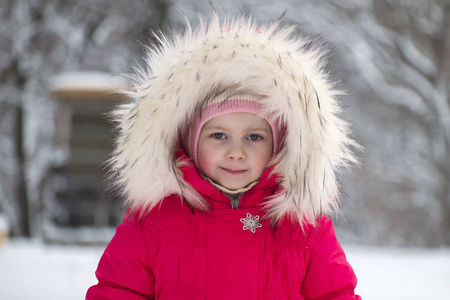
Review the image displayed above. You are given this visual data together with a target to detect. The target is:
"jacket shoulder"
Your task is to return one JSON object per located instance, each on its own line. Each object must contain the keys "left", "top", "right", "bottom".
{"left": 301, "top": 216, "right": 360, "bottom": 299}
{"left": 127, "top": 194, "right": 208, "bottom": 239}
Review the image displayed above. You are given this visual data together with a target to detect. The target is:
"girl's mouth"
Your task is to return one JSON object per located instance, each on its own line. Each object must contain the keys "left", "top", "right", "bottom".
{"left": 221, "top": 168, "right": 246, "bottom": 175}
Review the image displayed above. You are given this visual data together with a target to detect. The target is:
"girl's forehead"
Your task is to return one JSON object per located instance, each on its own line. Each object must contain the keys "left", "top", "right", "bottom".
{"left": 202, "top": 112, "right": 271, "bottom": 130}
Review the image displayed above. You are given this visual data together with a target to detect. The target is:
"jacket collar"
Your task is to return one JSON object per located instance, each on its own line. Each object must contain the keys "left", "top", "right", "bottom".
{"left": 177, "top": 150, "right": 279, "bottom": 210}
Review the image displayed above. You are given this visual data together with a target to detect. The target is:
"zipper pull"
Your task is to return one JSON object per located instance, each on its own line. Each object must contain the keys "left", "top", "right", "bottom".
{"left": 230, "top": 197, "right": 239, "bottom": 209}
{"left": 228, "top": 193, "right": 242, "bottom": 209}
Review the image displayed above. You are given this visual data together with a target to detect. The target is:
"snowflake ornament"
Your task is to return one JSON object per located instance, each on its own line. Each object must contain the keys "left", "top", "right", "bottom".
{"left": 240, "top": 213, "right": 262, "bottom": 233}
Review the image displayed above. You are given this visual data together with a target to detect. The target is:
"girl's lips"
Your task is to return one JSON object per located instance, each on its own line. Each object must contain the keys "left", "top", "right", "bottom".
{"left": 221, "top": 168, "right": 246, "bottom": 175}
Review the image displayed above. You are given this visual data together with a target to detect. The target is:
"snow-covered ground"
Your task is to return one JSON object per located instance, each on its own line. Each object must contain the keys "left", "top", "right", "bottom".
{"left": 0, "top": 239, "right": 448, "bottom": 299}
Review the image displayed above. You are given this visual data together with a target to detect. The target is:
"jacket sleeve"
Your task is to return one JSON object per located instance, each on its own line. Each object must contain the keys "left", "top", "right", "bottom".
{"left": 86, "top": 215, "right": 156, "bottom": 300}
{"left": 301, "top": 216, "right": 361, "bottom": 300}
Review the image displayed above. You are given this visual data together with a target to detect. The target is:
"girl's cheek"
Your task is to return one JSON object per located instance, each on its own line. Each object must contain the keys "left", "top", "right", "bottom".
{"left": 198, "top": 150, "right": 216, "bottom": 170}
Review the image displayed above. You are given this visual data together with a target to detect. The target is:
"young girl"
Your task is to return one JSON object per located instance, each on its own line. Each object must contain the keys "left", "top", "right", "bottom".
{"left": 87, "top": 13, "right": 362, "bottom": 300}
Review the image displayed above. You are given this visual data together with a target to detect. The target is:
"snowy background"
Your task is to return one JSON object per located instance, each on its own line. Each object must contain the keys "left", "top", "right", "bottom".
{"left": 1, "top": 0, "right": 450, "bottom": 298}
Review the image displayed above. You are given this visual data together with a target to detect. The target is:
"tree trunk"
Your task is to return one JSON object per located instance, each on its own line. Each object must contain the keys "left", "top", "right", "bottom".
{"left": 16, "top": 106, "right": 31, "bottom": 237}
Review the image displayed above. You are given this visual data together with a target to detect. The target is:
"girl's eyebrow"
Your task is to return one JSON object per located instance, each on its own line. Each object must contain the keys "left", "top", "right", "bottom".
{"left": 203, "top": 125, "right": 270, "bottom": 133}
{"left": 202, "top": 125, "right": 228, "bottom": 131}
{"left": 244, "top": 119, "right": 272, "bottom": 133}
{"left": 244, "top": 126, "right": 271, "bottom": 133}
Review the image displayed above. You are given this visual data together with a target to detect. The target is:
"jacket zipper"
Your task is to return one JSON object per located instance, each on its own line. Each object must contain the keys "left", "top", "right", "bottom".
{"left": 227, "top": 193, "right": 243, "bottom": 209}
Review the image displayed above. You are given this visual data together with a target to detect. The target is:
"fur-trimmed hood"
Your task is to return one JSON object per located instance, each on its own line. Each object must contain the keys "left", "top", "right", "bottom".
{"left": 109, "top": 13, "right": 359, "bottom": 226}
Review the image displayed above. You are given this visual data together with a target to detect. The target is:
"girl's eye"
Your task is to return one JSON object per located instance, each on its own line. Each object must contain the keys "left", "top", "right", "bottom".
{"left": 248, "top": 134, "right": 262, "bottom": 141}
{"left": 212, "top": 133, "right": 226, "bottom": 139}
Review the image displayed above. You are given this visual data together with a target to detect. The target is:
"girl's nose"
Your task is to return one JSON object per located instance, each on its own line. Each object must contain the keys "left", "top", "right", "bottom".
{"left": 227, "top": 143, "right": 245, "bottom": 160}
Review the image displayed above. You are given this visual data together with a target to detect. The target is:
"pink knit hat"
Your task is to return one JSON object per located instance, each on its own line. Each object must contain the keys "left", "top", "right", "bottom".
{"left": 188, "top": 98, "right": 281, "bottom": 166}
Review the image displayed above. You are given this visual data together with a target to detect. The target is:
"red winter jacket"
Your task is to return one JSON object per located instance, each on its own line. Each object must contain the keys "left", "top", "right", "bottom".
{"left": 86, "top": 160, "right": 361, "bottom": 300}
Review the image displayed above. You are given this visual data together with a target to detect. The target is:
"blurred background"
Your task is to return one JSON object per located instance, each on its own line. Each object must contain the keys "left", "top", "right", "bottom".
{"left": 0, "top": 0, "right": 449, "bottom": 299}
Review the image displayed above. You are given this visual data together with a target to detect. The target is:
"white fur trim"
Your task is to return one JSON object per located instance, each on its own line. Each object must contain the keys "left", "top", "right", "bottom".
{"left": 109, "top": 13, "right": 360, "bottom": 226}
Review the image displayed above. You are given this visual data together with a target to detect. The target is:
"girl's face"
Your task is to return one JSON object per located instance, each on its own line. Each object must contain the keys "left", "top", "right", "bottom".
{"left": 197, "top": 112, "right": 273, "bottom": 190}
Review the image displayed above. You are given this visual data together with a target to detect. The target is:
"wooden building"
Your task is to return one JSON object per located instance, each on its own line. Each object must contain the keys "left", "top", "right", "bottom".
{"left": 47, "top": 72, "right": 129, "bottom": 244}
